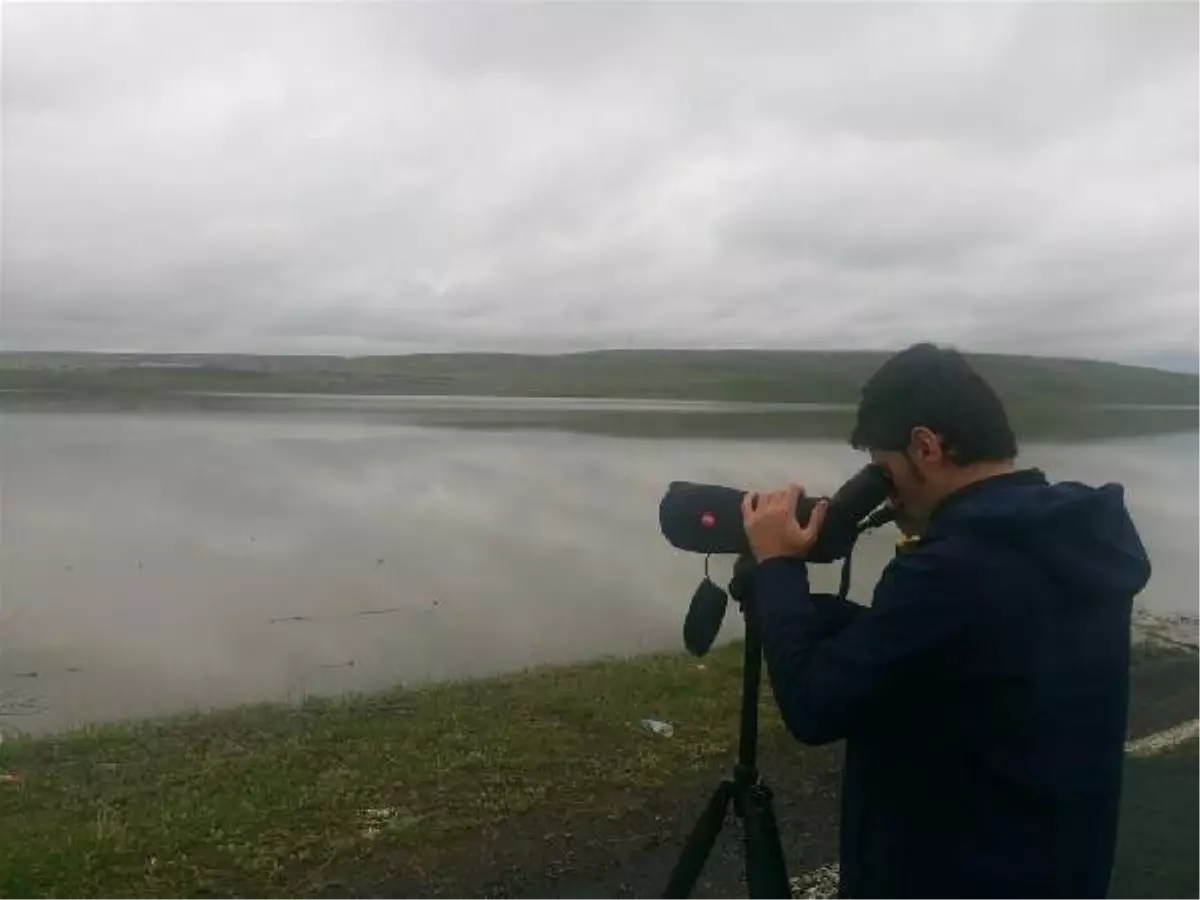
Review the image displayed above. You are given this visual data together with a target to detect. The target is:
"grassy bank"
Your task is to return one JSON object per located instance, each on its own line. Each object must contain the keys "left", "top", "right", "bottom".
{"left": 1, "top": 643, "right": 762, "bottom": 898}
{"left": 1, "top": 642, "right": 1196, "bottom": 898}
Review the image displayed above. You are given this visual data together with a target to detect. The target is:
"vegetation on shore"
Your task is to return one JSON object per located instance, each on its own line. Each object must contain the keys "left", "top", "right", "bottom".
{"left": 2, "top": 349, "right": 1197, "bottom": 406}
{"left": 1, "top": 640, "right": 1195, "bottom": 898}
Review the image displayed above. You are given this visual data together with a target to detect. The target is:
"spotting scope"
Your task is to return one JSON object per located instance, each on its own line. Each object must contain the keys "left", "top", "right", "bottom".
{"left": 658, "top": 463, "right": 895, "bottom": 565}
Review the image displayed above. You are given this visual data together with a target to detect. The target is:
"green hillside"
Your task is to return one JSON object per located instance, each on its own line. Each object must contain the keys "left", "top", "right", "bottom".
{"left": 0, "top": 349, "right": 1195, "bottom": 407}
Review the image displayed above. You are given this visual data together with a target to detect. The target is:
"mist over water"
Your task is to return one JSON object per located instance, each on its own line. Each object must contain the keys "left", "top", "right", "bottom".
{"left": 1, "top": 402, "right": 1196, "bottom": 736}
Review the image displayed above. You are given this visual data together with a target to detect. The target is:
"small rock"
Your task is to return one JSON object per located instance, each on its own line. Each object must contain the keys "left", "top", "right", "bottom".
{"left": 640, "top": 718, "right": 674, "bottom": 738}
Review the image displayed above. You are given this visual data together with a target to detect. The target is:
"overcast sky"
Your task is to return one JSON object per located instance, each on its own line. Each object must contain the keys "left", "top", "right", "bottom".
{"left": 3, "top": 2, "right": 1197, "bottom": 368}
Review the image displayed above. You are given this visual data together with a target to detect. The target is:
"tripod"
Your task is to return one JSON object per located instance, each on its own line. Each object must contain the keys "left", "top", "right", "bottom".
{"left": 662, "top": 555, "right": 791, "bottom": 899}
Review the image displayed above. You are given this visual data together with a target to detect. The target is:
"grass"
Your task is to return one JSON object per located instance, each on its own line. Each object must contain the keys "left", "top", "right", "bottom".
{"left": 0, "top": 643, "right": 763, "bottom": 897}
{"left": 0, "top": 642, "right": 1195, "bottom": 898}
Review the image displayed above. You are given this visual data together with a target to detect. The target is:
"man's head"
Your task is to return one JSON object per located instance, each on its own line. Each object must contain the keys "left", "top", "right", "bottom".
{"left": 850, "top": 343, "right": 1018, "bottom": 530}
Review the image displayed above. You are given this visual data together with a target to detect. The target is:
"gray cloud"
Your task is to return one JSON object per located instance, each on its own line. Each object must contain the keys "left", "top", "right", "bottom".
{"left": 2, "top": 2, "right": 1196, "bottom": 367}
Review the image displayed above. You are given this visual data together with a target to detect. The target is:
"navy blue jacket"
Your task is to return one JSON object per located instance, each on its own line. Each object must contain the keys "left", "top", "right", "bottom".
{"left": 756, "top": 468, "right": 1151, "bottom": 898}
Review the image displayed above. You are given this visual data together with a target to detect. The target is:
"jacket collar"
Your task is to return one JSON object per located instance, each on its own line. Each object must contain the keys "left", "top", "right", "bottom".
{"left": 926, "top": 467, "right": 1047, "bottom": 528}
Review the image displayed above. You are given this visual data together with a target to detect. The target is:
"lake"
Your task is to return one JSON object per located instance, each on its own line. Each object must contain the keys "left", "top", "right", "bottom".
{"left": 1, "top": 396, "right": 1196, "bottom": 736}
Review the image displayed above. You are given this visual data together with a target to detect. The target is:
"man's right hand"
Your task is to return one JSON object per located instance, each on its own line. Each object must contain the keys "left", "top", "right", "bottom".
{"left": 741, "top": 483, "right": 828, "bottom": 563}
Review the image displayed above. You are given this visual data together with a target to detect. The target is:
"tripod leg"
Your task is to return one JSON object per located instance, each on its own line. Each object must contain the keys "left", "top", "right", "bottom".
{"left": 741, "top": 782, "right": 791, "bottom": 898}
{"left": 662, "top": 779, "right": 735, "bottom": 899}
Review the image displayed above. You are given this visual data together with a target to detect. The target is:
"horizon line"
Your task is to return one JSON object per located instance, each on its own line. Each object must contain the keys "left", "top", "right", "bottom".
{"left": 1, "top": 345, "right": 1197, "bottom": 375}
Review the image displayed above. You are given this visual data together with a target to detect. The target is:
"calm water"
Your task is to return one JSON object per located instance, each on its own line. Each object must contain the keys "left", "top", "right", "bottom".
{"left": 1, "top": 399, "right": 1196, "bottom": 736}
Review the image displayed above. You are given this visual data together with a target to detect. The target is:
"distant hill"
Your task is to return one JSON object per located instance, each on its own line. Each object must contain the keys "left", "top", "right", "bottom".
{"left": 0, "top": 349, "right": 1196, "bottom": 407}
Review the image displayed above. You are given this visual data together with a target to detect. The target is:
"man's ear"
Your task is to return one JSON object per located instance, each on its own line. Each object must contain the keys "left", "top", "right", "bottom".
{"left": 910, "top": 426, "right": 943, "bottom": 464}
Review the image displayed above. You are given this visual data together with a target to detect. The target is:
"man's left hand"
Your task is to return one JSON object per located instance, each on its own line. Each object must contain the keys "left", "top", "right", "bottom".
{"left": 741, "top": 483, "right": 828, "bottom": 563}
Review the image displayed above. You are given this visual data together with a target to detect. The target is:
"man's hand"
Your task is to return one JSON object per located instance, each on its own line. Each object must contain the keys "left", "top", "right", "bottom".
{"left": 741, "top": 483, "right": 829, "bottom": 563}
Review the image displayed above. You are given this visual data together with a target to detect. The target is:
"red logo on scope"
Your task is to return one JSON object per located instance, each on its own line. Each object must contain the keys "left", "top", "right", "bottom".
{"left": 700, "top": 512, "right": 716, "bottom": 528}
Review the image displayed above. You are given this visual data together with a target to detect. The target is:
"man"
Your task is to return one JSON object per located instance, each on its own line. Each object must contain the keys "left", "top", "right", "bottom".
{"left": 742, "top": 343, "right": 1151, "bottom": 898}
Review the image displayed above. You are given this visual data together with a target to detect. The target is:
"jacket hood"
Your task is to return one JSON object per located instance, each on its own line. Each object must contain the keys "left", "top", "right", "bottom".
{"left": 926, "top": 468, "right": 1152, "bottom": 600}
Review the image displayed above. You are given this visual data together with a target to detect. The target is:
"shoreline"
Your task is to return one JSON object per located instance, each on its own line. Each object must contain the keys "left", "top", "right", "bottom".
{"left": 4, "top": 609, "right": 1195, "bottom": 745}
{"left": 3, "top": 609, "right": 1195, "bottom": 746}
{"left": 3, "top": 390, "right": 1196, "bottom": 446}
{"left": 1133, "top": 608, "right": 1200, "bottom": 650}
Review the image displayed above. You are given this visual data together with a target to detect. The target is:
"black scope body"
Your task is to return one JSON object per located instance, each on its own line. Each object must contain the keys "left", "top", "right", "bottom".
{"left": 658, "top": 463, "right": 893, "bottom": 564}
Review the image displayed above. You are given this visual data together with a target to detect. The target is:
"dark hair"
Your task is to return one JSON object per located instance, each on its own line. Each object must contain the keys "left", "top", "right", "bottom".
{"left": 849, "top": 342, "right": 1018, "bottom": 465}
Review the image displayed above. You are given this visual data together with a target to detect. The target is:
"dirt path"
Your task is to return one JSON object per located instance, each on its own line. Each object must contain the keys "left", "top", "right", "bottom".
{"left": 517, "top": 735, "right": 843, "bottom": 900}
{"left": 512, "top": 627, "right": 1199, "bottom": 900}
{"left": 330, "top": 734, "right": 844, "bottom": 899}
{"left": 514, "top": 718, "right": 1199, "bottom": 899}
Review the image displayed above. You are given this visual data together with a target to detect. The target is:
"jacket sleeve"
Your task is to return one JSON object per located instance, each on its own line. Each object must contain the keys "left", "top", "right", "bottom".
{"left": 754, "top": 551, "right": 975, "bottom": 746}
{"left": 809, "top": 591, "right": 865, "bottom": 635}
